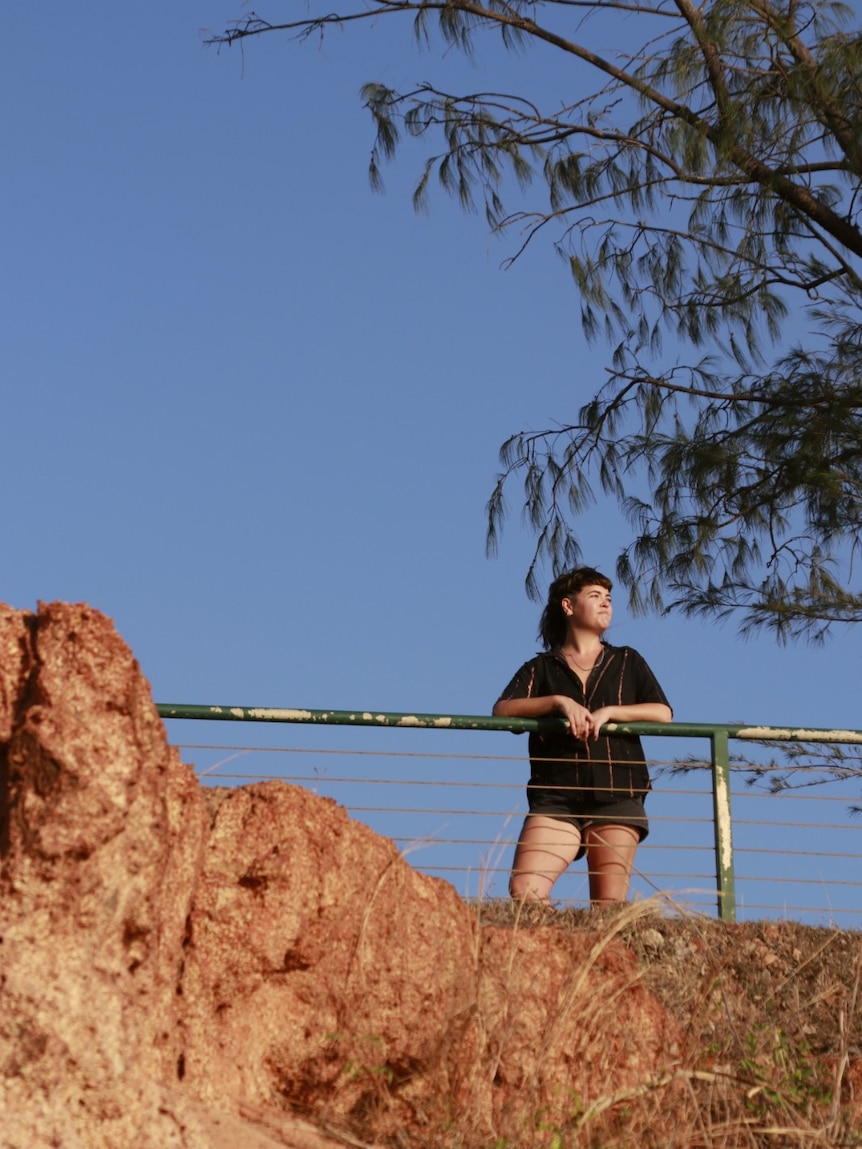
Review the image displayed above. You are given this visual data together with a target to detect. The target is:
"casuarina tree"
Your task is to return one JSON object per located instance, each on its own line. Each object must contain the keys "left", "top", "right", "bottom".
{"left": 208, "top": 1, "right": 862, "bottom": 642}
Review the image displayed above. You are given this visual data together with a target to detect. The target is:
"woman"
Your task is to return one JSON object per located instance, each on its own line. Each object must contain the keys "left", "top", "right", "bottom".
{"left": 493, "top": 567, "right": 672, "bottom": 906}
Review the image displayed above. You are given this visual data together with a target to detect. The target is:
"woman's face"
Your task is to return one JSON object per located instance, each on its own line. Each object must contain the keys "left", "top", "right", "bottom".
{"left": 563, "top": 583, "right": 612, "bottom": 634}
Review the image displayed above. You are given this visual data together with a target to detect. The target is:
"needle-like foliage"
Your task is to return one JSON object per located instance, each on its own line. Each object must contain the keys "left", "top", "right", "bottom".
{"left": 208, "top": 1, "right": 862, "bottom": 641}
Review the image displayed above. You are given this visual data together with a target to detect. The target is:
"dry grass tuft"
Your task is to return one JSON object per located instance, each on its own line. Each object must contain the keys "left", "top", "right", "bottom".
{"left": 310, "top": 900, "right": 862, "bottom": 1148}
{"left": 470, "top": 900, "right": 862, "bottom": 1148}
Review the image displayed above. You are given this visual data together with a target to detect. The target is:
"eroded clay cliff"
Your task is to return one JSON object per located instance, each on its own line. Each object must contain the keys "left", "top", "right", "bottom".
{"left": 0, "top": 603, "right": 684, "bottom": 1149}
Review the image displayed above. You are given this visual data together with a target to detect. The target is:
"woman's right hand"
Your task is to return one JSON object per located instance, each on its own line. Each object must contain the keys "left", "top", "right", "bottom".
{"left": 555, "top": 696, "right": 595, "bottom": 740}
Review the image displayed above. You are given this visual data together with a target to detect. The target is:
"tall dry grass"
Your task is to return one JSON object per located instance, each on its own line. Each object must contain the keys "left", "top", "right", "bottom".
{"left": 324, "top": 899, "right": 862, "bottom": 1148}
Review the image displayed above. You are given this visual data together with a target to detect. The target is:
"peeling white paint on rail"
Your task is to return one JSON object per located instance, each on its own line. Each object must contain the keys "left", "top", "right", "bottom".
{"left": 715, "top": 775, "right": 733, "bottom": 874}
{"left": 396, "top": 716, "right": 421, "bottom": 726}
{"left": 736, "top": 726, "right": 862, "bottom": 743}
{"left": 244, "top": 708, "right": 315, "bottom": 721}
{"left": 433, "top": 717, "right": 452, "bottom": 728}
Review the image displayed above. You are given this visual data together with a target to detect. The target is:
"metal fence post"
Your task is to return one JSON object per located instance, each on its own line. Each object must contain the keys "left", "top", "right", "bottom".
{"left": 710, "top": 728, "right": 736, "bottom": 922}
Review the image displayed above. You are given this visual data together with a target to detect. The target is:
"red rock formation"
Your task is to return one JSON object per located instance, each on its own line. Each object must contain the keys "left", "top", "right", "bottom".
{"left": 0, "top": 602, "right": 210, "bottom": 1148}
{"left": 0, "top": 602, "right": 685, "bottom": 1149}
{"left": 179, "top": 781, "right": 478, "bottom": 1138}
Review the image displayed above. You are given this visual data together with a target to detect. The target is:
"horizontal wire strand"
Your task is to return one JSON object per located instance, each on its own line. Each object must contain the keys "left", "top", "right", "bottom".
{"left": 177, "top": 738, "right": 862, "bottom": 920}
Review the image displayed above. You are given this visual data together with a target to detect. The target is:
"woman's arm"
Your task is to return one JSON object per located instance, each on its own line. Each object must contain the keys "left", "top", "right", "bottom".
{"left": 493, "top": 696, "right": 567, "bottom": 719}
{"left": 587, "top": 702, "right": 672, "bottom": 738}
{"left": 493, "top": 694, "right": 598, "bottom": 741}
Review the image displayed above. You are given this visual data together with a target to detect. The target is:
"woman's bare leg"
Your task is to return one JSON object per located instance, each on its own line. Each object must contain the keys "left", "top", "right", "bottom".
{"left": 509, "top": 815, "right": 582, "bottom": 902}
{"left": 583, "top": 824, "right": 640, "bottom": 906}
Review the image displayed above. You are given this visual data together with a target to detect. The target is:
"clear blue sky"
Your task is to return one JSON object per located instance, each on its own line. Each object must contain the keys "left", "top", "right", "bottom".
{"left": 4, "top": 3, "right": 860, "bottom": 921}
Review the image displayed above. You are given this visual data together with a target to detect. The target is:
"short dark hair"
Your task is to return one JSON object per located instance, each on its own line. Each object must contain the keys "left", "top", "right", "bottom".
{"left": 538, "top": 567, "right": 613, "bottom": 650}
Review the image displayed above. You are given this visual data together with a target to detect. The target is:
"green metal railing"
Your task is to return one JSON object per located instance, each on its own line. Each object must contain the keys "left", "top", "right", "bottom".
{"left": 157, "top": 704, "right": 862, "bottom": 923}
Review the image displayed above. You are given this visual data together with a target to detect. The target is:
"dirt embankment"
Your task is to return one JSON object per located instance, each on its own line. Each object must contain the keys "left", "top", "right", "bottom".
{"left": 0, "top": 603, "right": 859, "bottom": 1148}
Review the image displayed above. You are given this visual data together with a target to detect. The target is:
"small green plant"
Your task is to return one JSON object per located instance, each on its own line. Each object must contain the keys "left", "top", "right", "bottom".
{"left": 738, "top": 1026, "right": 833, "bottom": 1125}
{"left": 331, "top": 1033, "right": 393, "bottom": 1085}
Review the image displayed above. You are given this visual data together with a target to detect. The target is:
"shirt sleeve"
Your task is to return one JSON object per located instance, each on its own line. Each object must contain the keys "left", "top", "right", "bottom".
{"left": 628, "top": 648, "right": 672, "bottom": 712}
{"left": 495, "top": 657, "right": 542, "bottom": 704}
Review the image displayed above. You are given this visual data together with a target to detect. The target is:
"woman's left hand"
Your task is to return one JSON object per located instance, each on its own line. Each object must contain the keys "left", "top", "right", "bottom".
{"left": 586, "top": 706, "right": 616, "bottom": 738}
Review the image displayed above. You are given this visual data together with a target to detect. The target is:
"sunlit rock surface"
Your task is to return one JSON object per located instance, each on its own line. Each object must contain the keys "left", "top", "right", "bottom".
{"left": 0, "top": 603, "right": 684, "bottom": 1148}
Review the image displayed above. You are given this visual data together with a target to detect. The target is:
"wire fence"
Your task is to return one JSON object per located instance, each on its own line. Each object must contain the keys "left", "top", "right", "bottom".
{"left": 162, "top": 714, "right": 862, "bottom": 926}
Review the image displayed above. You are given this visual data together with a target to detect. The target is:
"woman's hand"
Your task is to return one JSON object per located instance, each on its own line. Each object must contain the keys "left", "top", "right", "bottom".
{"left": 556, "top": 697, "right": 597, "bottom": 740}
{"left": 587, "top": 706, "right": 616, "bottom": 737}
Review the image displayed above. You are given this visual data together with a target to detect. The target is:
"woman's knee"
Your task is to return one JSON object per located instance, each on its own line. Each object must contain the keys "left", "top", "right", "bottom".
{"left": 509, "top": 871, "right": 553, "bottom": 902}
{"left": 509, "top": 815, "right": 582, "bottom": 901}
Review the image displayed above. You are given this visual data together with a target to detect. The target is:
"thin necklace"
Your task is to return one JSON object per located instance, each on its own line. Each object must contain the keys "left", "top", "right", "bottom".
{"left": 562, "top": 645, "right": 605, "bottom": 673}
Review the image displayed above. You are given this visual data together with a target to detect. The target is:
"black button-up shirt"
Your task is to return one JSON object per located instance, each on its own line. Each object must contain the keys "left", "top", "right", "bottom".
{"left": 496, "top": 644, "right": 671, "bottom": 803}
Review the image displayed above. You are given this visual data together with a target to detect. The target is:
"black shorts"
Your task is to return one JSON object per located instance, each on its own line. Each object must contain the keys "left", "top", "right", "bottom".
{"left": 524, "top": 792, "right": 649, "bottom": 860}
